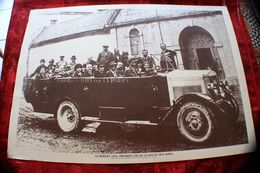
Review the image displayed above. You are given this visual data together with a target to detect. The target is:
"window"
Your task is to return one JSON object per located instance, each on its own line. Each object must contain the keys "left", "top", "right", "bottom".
{"left": 129, "top": 28, "right": 141, "bottom": 55}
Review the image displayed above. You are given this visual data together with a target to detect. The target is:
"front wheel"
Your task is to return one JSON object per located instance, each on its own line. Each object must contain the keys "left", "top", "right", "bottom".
{"left": 177, "top": 102, "right": 215, "bottom": 143}
{"left": 56, "top": 100, "right": 84, "bottom": 133}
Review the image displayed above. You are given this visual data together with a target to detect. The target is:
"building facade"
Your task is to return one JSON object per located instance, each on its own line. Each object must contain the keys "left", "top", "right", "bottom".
{"left": 29, "top": 9, "right": 239, "bottom": 85}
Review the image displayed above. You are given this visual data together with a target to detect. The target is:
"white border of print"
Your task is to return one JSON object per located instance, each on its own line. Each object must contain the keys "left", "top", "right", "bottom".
{"left": 7, "top": 4, "right": 256, "bottom": 164}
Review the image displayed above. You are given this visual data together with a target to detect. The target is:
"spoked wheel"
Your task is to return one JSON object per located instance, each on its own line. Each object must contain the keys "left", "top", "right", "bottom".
{"left": 177, "top": 102, "right": 215, "bottom": 143}
{"left": 56, "top": 100, "right": 84, "bottom": 133}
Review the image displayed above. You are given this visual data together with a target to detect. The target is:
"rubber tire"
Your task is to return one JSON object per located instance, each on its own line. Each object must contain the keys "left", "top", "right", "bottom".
{"left": 177, "top": 102, "right": 215, "bottom": 143}
{"left": 56, "top": 100, "right": 84, "bottom": 133}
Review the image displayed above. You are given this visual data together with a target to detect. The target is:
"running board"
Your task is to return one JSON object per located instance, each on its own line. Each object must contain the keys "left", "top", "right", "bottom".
{"left": 81, "top": 116, "right": 158, "bottom": 126}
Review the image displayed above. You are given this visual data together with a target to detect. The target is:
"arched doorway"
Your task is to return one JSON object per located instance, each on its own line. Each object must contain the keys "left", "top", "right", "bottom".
{"left": 179, "top": 26, "right": 224, "bottom": 78}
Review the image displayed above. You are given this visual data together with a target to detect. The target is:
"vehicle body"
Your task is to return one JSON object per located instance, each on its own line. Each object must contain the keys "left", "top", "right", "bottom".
{"left": 23, "top": 69, "right": 239, "bottom": 143}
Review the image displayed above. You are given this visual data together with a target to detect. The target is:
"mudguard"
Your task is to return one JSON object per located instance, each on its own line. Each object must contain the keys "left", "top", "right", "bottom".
{"left": 160, "top": 92, "right": 223, "bottom": 124}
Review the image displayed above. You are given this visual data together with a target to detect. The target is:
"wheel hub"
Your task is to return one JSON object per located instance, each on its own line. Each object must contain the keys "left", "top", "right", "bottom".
{"left": 185, "top": 111, "right": 202, "bottom": 131}
{"left": 65, "top": 109, "right": 75, "bottom": 123}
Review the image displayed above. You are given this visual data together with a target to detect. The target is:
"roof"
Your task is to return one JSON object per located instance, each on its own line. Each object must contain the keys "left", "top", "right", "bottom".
{"left": 31, "top": 10, "right": 116, "bottom": 48}
{"left": 30, "top": 9, "right": 221, "bottom": 48}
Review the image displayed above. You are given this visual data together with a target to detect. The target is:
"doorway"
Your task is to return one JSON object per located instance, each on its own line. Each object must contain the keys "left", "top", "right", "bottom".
{"left": 196, "top": 48, "right": 216, "bottom": 71}
{"left": 179, "top": 26, "right": 224, "bottom": 78}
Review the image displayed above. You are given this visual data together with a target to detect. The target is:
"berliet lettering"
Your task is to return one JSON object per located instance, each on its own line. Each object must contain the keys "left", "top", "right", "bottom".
{"left": 8, "top": 5, "right": 256, "bottom": 164}
{"left": 56, "top": 78, "right": 129, "bottom": 83}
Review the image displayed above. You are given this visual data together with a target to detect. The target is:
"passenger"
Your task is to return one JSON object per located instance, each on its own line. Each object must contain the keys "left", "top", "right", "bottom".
{"left": 53, "top": 68, "right": 62, "bottom": 78}
{"left": 82, "top": 63, "right": 86, "bottom": 73}
{"left": 97, "top": 45, "right": 113, "bottom": 72}
{"left": 82, "top": 63, "right": 93, "bottom": 77}
{"left": 87, "top": 56, "right": 97, "bottom": 66}
{"left": 47, "top": 59, "right": 55, "bottom": 72}
{"left": 46, "top": 69, "right": 54, "bottom": 78}
{"left": 72, "top": 64, "right": 83, "bottom": 77}
{"left": 141, "top": 49, "right": 156, "bottom": 69}
{"left": 116, "top": 62, "right": 125, "bottom": 77}
{"left": 35, "top": 67, "right": 47, "bottom": 80}
{"left": 112, "top": 48, "right": 121, "bottom": 63}
{"left": 143, "top": 62, "right": 156, "bottom": 76}
{"left": 92, "top": 62, "right": 100, "bottom": 77}
{"left": 119, "top": 51, "right": 129, "bottom": 67}
{"left": 56, "top": 55, "right": 67, "bottom": 71}
{"left": 106, "top": 61, "right": 117, "bottom": 77}
{"left": 136, "top": 59, "right": 145, "bottom": 76}
{"left": 95, "top": 64, "right": 106, "bottom": 77}
{"left": 63, "top": 66, "right": 72, "bottom": 77}
{"left": 29, "top": 59, "right": 47, "bottom": 78}
{"left": 69, "top": 55, "right": 77, "bottom": 72}
{"left": 125, "top": 59, "right": 138, "bottom": 77}
{"left": 160, "top": 43, "right": 177, "bottom": 71}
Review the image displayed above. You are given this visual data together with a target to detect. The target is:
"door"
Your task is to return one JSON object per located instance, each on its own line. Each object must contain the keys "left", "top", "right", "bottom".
{"left": 196, "top": 48, "right": 216, "bottom": 71}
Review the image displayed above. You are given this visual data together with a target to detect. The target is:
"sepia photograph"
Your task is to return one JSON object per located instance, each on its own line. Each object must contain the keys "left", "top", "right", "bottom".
{"left": 8, "top": 4, "right": 256, "bottom": 164}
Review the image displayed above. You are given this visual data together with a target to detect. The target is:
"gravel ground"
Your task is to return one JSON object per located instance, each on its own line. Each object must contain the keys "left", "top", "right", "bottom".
{"left": 15, "top": 101, "right": 248, "bottom": 154}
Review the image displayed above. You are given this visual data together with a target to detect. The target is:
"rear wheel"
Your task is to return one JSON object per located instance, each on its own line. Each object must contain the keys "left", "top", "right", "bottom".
{"left": 56, "top": 100, "right": 84, "bottom": 133}
{"left": 177, "top": 102, "right": 215, "bottom": 143}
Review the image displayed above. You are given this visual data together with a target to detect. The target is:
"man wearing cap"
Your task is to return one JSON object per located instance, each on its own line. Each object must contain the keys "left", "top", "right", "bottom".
{"left": 119, "top": 51, "right": 129, "bottom": 67}
{"left": 97, "top": 45, "right": 113, "bottom": 72}
{"left": 29, "top": 59, "right": 47, "bottom": 78}
{"left": 106, "top": 61, "right": 117, "bottom": 77}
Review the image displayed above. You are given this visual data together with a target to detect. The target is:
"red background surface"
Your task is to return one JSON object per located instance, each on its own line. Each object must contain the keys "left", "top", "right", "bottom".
{"left": 0, "top": 0, "right": 259, "bottom": 172}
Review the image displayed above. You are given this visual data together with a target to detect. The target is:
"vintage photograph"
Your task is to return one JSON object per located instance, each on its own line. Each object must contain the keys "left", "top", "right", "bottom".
{"left": 8, "top": 5, "right": 256, "bottom": 164}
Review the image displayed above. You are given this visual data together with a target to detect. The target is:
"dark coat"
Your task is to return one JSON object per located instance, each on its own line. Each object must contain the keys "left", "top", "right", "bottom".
{"left": 30, "top": 64, "right": 47, "bottom": 78}
{"left": 97, "top": 51, "right": 114, "bottom": 65}
{"left": 141, "top": 56, "right": 156, "bottom": 68}
{"left": 112, "top": 54, "right": 121, "bottom": 63}
{"left": 125, "top": 67, "right": 138, "bottom": 77}
{"left": 160, "top": 49, "right": 177, "bottom": 69}
{"left": 106, "top": 70, "right": 117, "bottom": 77}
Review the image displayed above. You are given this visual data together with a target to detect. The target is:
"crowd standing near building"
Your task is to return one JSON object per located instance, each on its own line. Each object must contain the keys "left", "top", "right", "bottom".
{"left": 29, "top": 43, "right": 178, "bottom": 79}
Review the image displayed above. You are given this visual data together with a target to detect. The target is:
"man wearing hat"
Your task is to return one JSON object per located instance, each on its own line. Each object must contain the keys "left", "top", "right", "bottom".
{"left": 106, "top": 61, "right": 117, "bottom": 77}
{"left": 57, "top": 55, "right": 67, "bottom": 70}
{"left": 97, "top": 45, "right": 113, "bottom": 72}
{"left": 72, "top": 63, "right": 83, "bottom": 77}
{"left": 95, "top": 64, "right": 106, "bottom": 77}
{"left": 29, "top": 58, "right": 47, "bottom": 78}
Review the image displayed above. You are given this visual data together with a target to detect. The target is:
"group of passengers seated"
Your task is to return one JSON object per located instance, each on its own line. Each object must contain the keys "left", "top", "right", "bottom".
{"left": 29, "top": 44, "right": 177, "bottom": 79}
